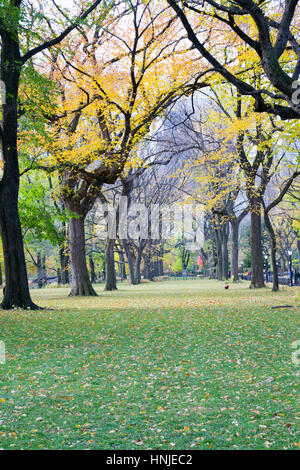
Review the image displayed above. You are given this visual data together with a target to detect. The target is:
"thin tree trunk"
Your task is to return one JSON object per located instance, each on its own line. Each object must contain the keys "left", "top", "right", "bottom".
{"left": 0, "top": 262, "right": 2, "bottom": 286}
{"left": 222, "top": 223, "right": 229, "bottom": 280}
{"left": 57, "top": 268, "right": 62, "bottom": 286}
{"left": 119, "top": 249, "right": 127, "bottom": 280}
{"left": 135, "top": 246, "right": 143, "bottom": 284}
{"left": 143, "top": 255, "right": 153, "bottom": 281}
{"left": 264, "top": 208, "right": 279, "bottom": 291}
{"left": 211, "top": 240, "right": 217, "bottom": 278}
{"left": 250, "top": 208, "right": 265, "bottom": 288}
{"left": 68, "top": 216, "right": 97, "bottom": 296}
{"left": 37, "top": 252, "right": 43, "bottom": 288}
{"left": 59, "top": 247, "right": 65, "bottom": 283}
{"left": 231, "top": 219, "right": 239, "bottom": 282}
{"left": 62, "top": 222, "right": 69, "bottom": 284}
{"left": 42, "top": 255, "right": 47, "bottom": 286}
{"left": 215, "top": 229, "right": 223, "bottom": 280}
{"left": 0, "top": 31, "right": 38, "bottom": 310}
{"left": 123, "top": 241, "right": 137, "bottom": 284}
{"left": 59, "top": 242, "right": 69, "bottom": 285}
{"left": 64, "top": 250, "right": 70, "bottom": 284}
{"left": 104, "top": 239, "right": 117, "bottom": 291}
{"left": 89, "top": 255, "right": 97, "bottom": 284}
{"left": 158, "top": 258, "right": 163, "bottom": 276}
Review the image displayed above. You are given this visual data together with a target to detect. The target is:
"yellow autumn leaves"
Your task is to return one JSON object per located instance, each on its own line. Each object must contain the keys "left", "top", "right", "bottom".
{"left": 19, "top": 1, "right": 210, "bottom": 177}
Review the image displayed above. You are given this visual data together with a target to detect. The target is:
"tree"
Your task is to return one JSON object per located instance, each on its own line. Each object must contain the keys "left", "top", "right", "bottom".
{"left": 263, "top": 171, "right": 299, "bottom": 291}
{"left": 207, "top": 92, "right": 295, "bottom": 287}
{"left": 103, "top": 151, "right": 185, "bottom": 288}
{"left": 167, "top": 0, "right": 300, "bottom": 120}
{"left": 0, "top": 0, "right": 105, "bottom": 309}
{"left": 43, "top": 0, "right": 210, "bottom": 296}
{"left": 19, "top": 172, "right": 72, "bottom": 286}
{"left": 159, "top": 96, "right": 249, "bottom": 281}
{"left": 170, "top": 87, "right": 298, "bottom": 287}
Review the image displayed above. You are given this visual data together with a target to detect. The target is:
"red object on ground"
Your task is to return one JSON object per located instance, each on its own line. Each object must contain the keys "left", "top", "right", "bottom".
{"left": 225, "top": 285, "right": 229, "bottom": 289}
{"left": 197, "top": 255, "right": 203, "bottom": 271}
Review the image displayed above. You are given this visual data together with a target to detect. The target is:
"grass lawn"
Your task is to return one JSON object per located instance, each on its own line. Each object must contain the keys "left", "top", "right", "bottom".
{"left": 0, "top": 279, "right": 299, "bottom": 450}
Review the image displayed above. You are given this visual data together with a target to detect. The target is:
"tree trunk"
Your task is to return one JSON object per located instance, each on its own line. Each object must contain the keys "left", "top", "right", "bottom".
{"left": 0, "top": 262, "right": 2, "bottom": 286}
{"left": 104, "top": 239, "right": 117, "bottom": 291}
{"left": 68, "top": 216, "right": 97, "bottom": 296}
{"left": 0, "top": 30, "right": 38, "bottom": 310}
{"left": 280, "top": 254, "right": 286, "bottom": 273}
{"left": 158, "top": 258, "right": 164, "bottom": 276}
{"left": 57, "top": 268, "right": 62, "bottom": 286}
{"left": 123, "top": 241, "right": 137, "bottom": 284}
{"left": 297, "top": 239, "right": 300, "bottom": 271}
{"left": 231, "top": 219, "right": 239, "bottom": 282}
{"left": 89, "top": 255, "right": 97, "bottom": 284}
{"left": 59, "top": 243, "right": 69, "bottom": 285}
{"left": 264, "top": 209, "right": 279, "bottom": 292}
{"left": 215, "top": 229, "right": 223, "bottom": 280}
{"left": 135, "top": 246, "right": 143, "bottom": 284}
{"left": 62, "top": 222, "right": 69, "bottom": 284}
{"left": 222, "top": 223, "right": 229, "bottom": 280}
{"left": 250, "top": 208, "right": 265, "bottom": 288}
{"left": 119, "top": 250, "right": 127, "bottom": 280}
{"left": 37, "top": 252, "right": 43, "bottom": 288}
{"left": 143, "top": 255, "right": 153, "bottom": 281}
{"left": 0, "top": 194, "right": 38, "bottom": 309}
{"left": 42, "top": 254, "right": 47, "bottom": 286}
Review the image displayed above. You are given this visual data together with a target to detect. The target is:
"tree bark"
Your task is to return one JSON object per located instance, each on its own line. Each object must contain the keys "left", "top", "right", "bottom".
{"left": 0, "top": 28, "right": 38, "bottom": 309}
{"left": 249, "top": 207, "right": 265, "bottom": 288}
{"left": 89, "top": 255, "right": 97, "bottom": 284}
{"left": 135, "top": 246, "right": 143, "bottom": 284}
{"left": 280, "top": 254, "right": 286, "bottom": 273}
{"left": 119, "top": 249, "right": 127, "bottom": 280}
{"left": 158, "top": 258, "right": 163, "bottom": 276}
{"left": 231, "top": 219, "right": 239, "bottom": 282}
{"left": 59, "top": 246, "right": 69, "bottom": 284}
{"left": 222, "top": 223, "right": 229, "bottom": 280}
{"left": 104, "top": 239, "right": 117, "bottom": 291}
{"left": 37, "top": 252, "right": 43, "bottom": 288}
{"left": 143, "top": 254, "right": 153, "bottom": 281}
{"left": 0, "top": 193, "right": 38, "bottom": 309}
{"left": 68, "top": 216, "right": 97, "bottom": 296}
{"left": 264, "top": 208, "right": 279, "bottom": 292}
{"left": 59, "top": 233, "right": 69, "bottom": 285}
{"left": 42, "top": 255, "right": 47, "bottom": 286}
{"left": 0, "top": 0, "right": 104, "bottom": 308}
{"left": 123, "top": 241, "right": 137, "bottom": 284}
{"left": 215, "top": 229, "right": 223, "bottom": 280}
{"left": 57, "top": 268, "right": 62, "bottom": 286}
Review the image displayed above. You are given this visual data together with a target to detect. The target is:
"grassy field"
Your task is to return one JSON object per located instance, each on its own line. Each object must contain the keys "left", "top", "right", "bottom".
{"left": 0, "top": 279, "right": 299, "bottom": 450}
